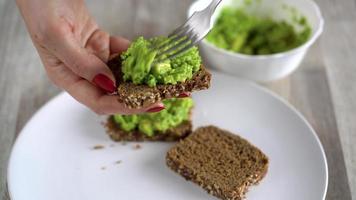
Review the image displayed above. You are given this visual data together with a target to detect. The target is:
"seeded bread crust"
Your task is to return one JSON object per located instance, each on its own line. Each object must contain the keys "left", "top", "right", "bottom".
{"left": 166, "top": 126, "right": 269, "bottom": 200}
{"left": 107, "top": 54, "right": 211, "bottom": 109}
{"left": 105, "top": 116, "right": 192, "bottom": 142}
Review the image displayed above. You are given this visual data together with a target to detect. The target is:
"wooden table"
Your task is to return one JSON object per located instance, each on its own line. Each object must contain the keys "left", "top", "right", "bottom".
{"left": 0, "top": 0, "right": 355, "bottom": 199}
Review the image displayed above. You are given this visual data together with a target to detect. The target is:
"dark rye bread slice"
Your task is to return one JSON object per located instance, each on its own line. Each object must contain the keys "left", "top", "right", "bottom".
{"left": 107, "top": 55, "right": 211, "bottom": 109}
{"left": 166, "top": 126, "right": 269, "bottom": 200}
{"left": 105, "top": 116, "right": 192, "bottom": 142}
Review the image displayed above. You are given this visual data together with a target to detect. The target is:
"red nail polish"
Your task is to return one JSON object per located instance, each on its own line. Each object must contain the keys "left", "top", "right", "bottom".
{"left": 93, "top": 74, "right": 116, "bottom": 93}
{"left": 178, "top": 92, "right": 190, "bottom": 98}
{"left": 146, "top": 106, "right": 165, "bottom": 113}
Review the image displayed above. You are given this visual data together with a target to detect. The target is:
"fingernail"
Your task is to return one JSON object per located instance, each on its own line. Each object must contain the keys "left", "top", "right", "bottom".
{"left": 178, "top": 92, "right": 190, "bottom": 98}
{"left": 93, "top": 74, "right": 116, "bottom": 93}
{"left": 146, "top": 106, "right": 165, "bottom": 113}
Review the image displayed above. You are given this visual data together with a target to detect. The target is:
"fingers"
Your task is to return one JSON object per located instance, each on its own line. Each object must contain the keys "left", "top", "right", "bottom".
{"left": 53, "top": 30, "right": 116, "bottom": 92}
{"left": 178, "top": 92, "right": 191, "bottom": 98}
{"left": 110, "top": 35, "right": 130, "bottom": 55}
{"left": 45, "top": 61, "right": 164, "bottom": 115}
{"left": 85, "top": 29, "right": 110, "bottom": 62}
{"left": 67, "top": 79, "right": 165, "bottom": 115}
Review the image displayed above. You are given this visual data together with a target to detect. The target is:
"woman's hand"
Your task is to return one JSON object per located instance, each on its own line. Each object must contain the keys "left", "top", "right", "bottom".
{"left": 16, "top": 0, "right": 164, "bottom": 115}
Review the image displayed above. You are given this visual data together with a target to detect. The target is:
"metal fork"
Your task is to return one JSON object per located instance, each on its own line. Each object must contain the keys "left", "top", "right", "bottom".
{"left": 152, "top": 0, "right": 222, "bottom": 64}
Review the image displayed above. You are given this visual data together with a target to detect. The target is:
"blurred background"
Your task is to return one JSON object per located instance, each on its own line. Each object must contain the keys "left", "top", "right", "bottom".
{"left": 0, "top": 0, "right": 355, "bottom": 199}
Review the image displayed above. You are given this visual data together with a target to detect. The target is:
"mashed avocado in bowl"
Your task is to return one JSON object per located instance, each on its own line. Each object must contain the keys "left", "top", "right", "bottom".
{"left": 113, "top": 98, "right": 193, "bottom": 137}
{"left": 121, "top": 37, "right": 202, "bottom": 87}
{"left": 206, "top": 7, "right": 311, "bottom": 55}
{"left": 187, "top": 0, "right": 323, "bottom": 81}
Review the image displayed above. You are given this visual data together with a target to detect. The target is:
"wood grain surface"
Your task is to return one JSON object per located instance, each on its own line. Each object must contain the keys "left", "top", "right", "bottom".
{"left": 0, "top": 0, "right": 355, "bottom": 199}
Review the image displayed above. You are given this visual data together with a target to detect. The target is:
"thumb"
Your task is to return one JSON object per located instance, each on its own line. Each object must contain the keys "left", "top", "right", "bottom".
{"left": 54, "top": 34, "right": 116, "bottom": 93}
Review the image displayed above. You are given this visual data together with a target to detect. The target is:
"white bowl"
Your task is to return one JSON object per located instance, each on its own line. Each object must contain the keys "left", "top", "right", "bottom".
{"left": 188, "top": 0, "right": 324, "bottom": 82}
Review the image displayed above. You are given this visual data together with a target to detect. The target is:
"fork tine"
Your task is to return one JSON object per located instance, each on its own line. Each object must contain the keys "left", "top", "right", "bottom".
{"left": 154, "top": 25, "right": 191, "bottom": 51}
{"left": 155, "top": 31, "right": 190, "bottom": 53}
{"left": 165, "top": 35, "right": 200, "bottom": 60}
{"left": 168, "top": 13, "right": 196, "bottom": 38}
{"left": 168, "top": 24, "right": 189, "bottom": 38}
{"left": 154, "top": 34, "right": 199, "bottom": 64}
{"left": 154, "top": 37, "right": 191, "bottom": 61}
{"left": 155, "top": 29, "right": 194, "bottom": 57}
{"left": 155, "top": 34, "right": 194, "bottom": 61}
{"left": 154, "top": 44, "right": 195, "bottom": 64}
{"left": 153, "top": 12, "right": 199, "bottom": 53}
{"left": 151, "top": 0, "right": 222, "bottom": 66}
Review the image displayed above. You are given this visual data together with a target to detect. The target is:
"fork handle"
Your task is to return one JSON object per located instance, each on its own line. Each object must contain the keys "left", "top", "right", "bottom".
{"left": 206, "top": 0, "right": 223, "bottom": 13}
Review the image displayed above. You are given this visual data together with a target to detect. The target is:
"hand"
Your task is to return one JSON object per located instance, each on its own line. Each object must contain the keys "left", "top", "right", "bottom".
{"left": 16, "top": 0, "right": 164, "bottom": 115}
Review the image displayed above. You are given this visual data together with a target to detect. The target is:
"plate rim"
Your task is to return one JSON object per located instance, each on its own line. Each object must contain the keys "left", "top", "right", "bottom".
{"left": 7, "top": 72, "right": 329, "bottom": 200}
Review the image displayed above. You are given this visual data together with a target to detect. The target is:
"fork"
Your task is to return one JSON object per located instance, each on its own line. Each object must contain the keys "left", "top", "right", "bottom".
{"left": 152, "top": 0, "right": 222, "bottom": 64}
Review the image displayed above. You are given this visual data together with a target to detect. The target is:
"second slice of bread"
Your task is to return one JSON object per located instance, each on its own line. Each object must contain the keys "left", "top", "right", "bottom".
{"left": 105, "top": 117, "right": 192, "bottom": 142}
{"left": 166, "top": 126, "right": 269, "bottom": 200}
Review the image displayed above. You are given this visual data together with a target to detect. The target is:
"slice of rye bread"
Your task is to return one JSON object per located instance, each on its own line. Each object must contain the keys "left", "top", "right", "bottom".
{"left": 107, "top": 55, "right": 211, "bottom": 109}
{"left": 166, "top": 126, "right": 269, "bottom": 200}
{"left": 105, "top": 116, "right": 192, "bottom": 142}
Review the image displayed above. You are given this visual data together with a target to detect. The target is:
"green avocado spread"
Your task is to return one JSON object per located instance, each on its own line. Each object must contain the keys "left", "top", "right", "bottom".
{"left": 113, "top": 98, "right": 193, "bottom": 137}
{"left": 121, "top": 37, "right": 202, "bottom": 87}
{"left": 206, "top": 7, "right": 311, "bottom": 55}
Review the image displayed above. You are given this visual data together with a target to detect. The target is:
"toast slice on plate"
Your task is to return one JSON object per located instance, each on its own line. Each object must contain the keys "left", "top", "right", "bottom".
{"left": 166, "top": 126, "right": 269, "bottom": 200}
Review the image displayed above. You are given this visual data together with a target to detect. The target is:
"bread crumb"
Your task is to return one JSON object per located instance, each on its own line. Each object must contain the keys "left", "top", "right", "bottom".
{"left": 93, "top": 145, "right": 105, "bottom": 150}
{"left": 101, "top": 166, "right": 106, "bottom": 170}
{"left": 121, "top": 141, "right": 127, "bottom": 146}
{"left": 133, "top": 144, "right": 142, "bottom": 150}
{"left": 114, "top": 160, "right": 122, "bottom": 165}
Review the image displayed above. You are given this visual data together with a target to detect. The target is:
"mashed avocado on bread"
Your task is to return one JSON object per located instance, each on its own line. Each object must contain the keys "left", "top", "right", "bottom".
{"left": 113, "top": 98, "right": 193, "bottom": 137}
{"left": 206, "top": 7, "right": 311, "bottom": 55}
{"left": 121, "top": 37, "right": 202, "bottom": 87}
{"left": 107, "top": 36, "right": 211, "bottom": 109}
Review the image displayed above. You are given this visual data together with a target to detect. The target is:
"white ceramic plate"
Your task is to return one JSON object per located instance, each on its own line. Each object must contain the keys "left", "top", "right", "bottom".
{"left": 7, "top": 72, "right": 328, "bottom": 200}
